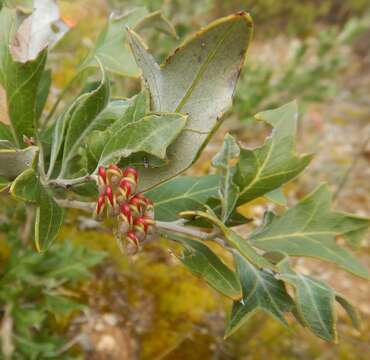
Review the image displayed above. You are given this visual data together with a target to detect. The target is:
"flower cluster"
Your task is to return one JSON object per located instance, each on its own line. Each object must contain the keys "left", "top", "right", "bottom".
{"left": 94, "top": 165, "right": 155, "bottom": 254}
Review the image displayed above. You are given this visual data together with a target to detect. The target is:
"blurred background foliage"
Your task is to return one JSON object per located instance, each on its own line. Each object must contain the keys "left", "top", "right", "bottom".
{"left": 1, "top": 0, "right": 370, "bottom": 359}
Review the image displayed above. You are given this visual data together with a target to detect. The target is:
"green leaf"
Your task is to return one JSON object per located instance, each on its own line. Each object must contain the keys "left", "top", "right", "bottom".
{"left": 0, "top": 146, "right": 38, "bottom": 179}
{"left": 99, "top": 113, "right": 187, "bottom": 167}
{"left": 0, "top": 7, "right": 17, "bottom": 85}
{"left": 47, "top": 99, "right": 78, "bottom": 178}
{"left": 128, "top": 12, "right": 253, "bottom": 190}
{"left": 169, "top": 233, "right": 241, "bottom": 299}
{"left": 10, "top": 167, "right": 40, "bottom": 202}
{"left": 58, "top": 61, "right": 110, "bottom": 178}
{"left": 235, "top": 101, "right": 313, "bottom": 205}
{"left": 112, "top": 90, "right": 150, "bottom": 129}
{"left": 250, "top": 184, "right": 370, "bottom": 279}
{"left": 277, "top": 258, "right": 360, "bottom": 342}
{"left": 225, "top": 252, "right": 293, "bottom": 338}
{"left": 145, "top": 175, "right": 220, "bottom": 221}
{"left": 35, "top": 69, "right": 51, "bottom": 120}
{"left": 80, "top": 8, "right": 148, "bottom": 76}
{"left": 335, "top": 294, "right": 361, "bottom": 330}
{"left": 35, "top": 188, "right": 64, "bottom": 252}
{"left": 80, "top": 8, "right": 175, "bottom": 77}
{"left": 212, "top": 134, "right": 240, "bottom": 221}
{"left": 84, "top": 90, "right": 150, "bottom": 168}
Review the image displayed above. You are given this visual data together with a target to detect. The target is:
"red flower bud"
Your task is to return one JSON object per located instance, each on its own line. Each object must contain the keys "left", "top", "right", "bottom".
{"left": 123, "top": 167, "right": 139, "bottom": 183}
{"left": 127, "top": 231, "right": 140, "bottom": 247}
{"left": 129, "top": 196, "right": 142, "bottom": 214}
{"left": 105, "top": 186, "right": 115, "bottom": 206}
{"left": 132, "top": 193, "right": 149, "bottom": 207}
{"left": 107, "top": 164, "right": 122, "bottom": 178}
{"left": 96, "top": 194, "right": 106, "bottom": 215}
{"left": 120, "top": 203, "right": 133, "bottom": 225}
{"left": 119, "top": 179, "right": 132, "bottom": 199}
{"left": 133, "top": 216, "right": 148, "bottom": 233}
{"left": 133, "top": 216, "right": 155, "bottom": 234}
{"left": 98, "top": 166, "right": 107, "bottom": 185}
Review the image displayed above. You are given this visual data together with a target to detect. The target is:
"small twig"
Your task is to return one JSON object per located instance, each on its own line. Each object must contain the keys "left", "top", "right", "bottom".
{"left": 56, "top": 199, "right": 95, "bottom": 212}
{"left": 156, "top": 221, "right": 219, "bottom": 241}
{"left": 48, "top": 174, "right": 97, "bottom": 189}
{"left": 56, "top": 199, "right": 227, "bottom": 247}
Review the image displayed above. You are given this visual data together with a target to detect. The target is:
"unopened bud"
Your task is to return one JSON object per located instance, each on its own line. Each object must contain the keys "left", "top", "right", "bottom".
{"left": 105, "top": 186, "right": 115, "bottom": 206}
{"left": 120, "top": 203, "right": 133, "bottom": 225}
{"left": 107, "top": 164, "right": 122, "bottom": 178}
{"left": 95, "top": 194, "right": 106, "bottom": 215}
{"left": 123, "top": 167, "right": 139, "bottom": 183}
{"left": 129, "top": 197, "right": 142, "bottom": 215}
{"left": 132, "top": 193, "right": 148, "bottom": 207}
{"left": 98, "top": 166, "right": 107, "bottom": 186}
{"left": 119, "top": 179, "right": 132, "bottom": 199}
{"left": 127, "top": 231, "right": 140, "bottom": 248}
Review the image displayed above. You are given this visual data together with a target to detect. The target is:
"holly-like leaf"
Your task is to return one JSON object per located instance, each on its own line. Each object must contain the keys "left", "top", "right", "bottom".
{"left": 10, "top": 168, "right": 40, "bottom": 202}
{"left": 168, "top": 233, "right": 241, "bottom": 299}
{"left": 212, "top": 134, "right": 240, "bottom": 221}
{"left": 35, "top": 187, "right": 64, "bottom": 252}
{"left": 277, "top": 258, "right": 360, "bottom": 342}
{"left": 83, "top": 90, "right": 150, "bottom": 172}
{"left": 98, "top": 113, "right": 187, "bottom": 167}
{"left": 80, "top": 7, "right": 175, "bottom": 77}
{"left": 0, "top": 146, "right": 37, "bottom": 179}
{"left": 10, "top": 0, "right": 69, "bottom": 63}
{"left": 128, "top": 12, "right": 253, "bottom": 190}
{"left": 145, "top": 175, "right": 220, "bottom": 221}
{"left": 235, "top": 101, "right": 313, "bottom": 205}
{"left": 57, "top": 62, "right": 110, "bottom": 178}
{"left": 225, "top": 252, "right": 293, "bottom": 338}
{"left": 250, "top": 184, "right": 370, "bottom": 279}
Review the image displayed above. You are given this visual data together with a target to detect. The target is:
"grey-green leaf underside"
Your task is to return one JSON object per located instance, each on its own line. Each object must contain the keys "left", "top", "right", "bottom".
{"left": 128, "top": 12, "right": 253, "bottom": 190}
